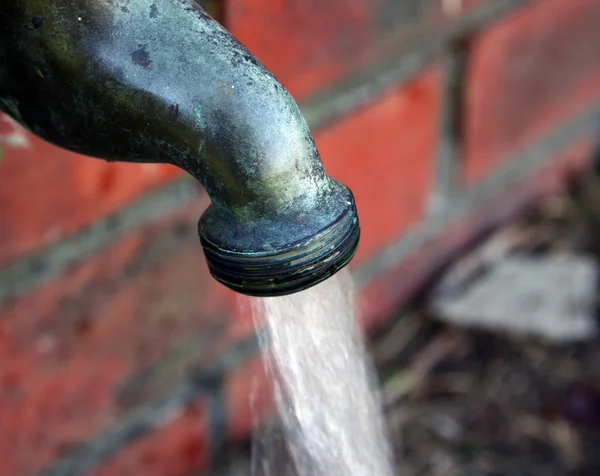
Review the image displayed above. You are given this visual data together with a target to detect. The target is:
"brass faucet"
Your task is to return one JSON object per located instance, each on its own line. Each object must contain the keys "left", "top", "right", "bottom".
{"left": 0, "top": 0, "right": 360, "bottom": 296}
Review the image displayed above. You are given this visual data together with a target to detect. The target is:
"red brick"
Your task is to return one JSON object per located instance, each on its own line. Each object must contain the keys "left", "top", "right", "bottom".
{"left": 94, "top": 357, "right": 273, "bottom": 475}
{"left": 0, "top": 195, "right": 240, "bottom": 475}
{"left": 0, "top": 114, "right": 182, "bottom": 266}
{"left": 92, "top": 400, "right": 211, "bottom": 476}
{"left": 228, "top": 1, "right": 456, "bottom": 100}
{"left": 224, "top": 354, "right": 274, "bottom": 441}
{"left": 465, "top": 0, "right": 600, "bottom": 182}
{"left": 316, "top": 68, "right": 441, "bottom": 266}
{"left": 227, "top": 0, "right": 371, "bottom": 100}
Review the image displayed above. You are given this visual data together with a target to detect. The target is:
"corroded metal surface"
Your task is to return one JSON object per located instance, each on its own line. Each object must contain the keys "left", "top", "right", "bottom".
{"left": 0, "top": 0, "right": 360, "bottom": 296}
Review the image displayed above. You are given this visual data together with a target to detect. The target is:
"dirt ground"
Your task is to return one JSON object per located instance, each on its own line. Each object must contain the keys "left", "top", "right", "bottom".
{"left": 209, "top": 169, "right": 600, "bottom": 475}
{"left": 372, "top": 170, "right": 600, "bottom": 476}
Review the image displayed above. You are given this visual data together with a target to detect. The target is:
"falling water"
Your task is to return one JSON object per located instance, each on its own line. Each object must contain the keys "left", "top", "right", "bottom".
{"left": 250, "top": 270, "right": 394, "bottom": 476}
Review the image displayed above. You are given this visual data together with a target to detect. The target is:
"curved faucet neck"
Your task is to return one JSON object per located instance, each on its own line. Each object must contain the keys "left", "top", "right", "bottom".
{"left": 0, "top": 0, "right": 331, "bottom": 219}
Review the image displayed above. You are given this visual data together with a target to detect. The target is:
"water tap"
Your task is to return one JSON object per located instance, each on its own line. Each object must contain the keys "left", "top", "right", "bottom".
{"left": 0, "top": 0, "right": 360, "bottom": 297}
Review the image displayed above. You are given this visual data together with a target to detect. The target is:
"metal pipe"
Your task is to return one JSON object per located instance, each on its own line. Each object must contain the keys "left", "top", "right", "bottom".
{"left": 0, "top": 0, "right": 360, "bottom": 296}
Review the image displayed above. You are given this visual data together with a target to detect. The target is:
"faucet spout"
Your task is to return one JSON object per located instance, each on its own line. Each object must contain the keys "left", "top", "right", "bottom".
{"left": 0, "top": 0, "right": 360, "bottom": 296}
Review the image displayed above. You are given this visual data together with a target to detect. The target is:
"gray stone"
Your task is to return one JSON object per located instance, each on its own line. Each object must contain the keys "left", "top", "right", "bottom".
{"left": 431, "top": 253, "right": 598, "bottom": 343}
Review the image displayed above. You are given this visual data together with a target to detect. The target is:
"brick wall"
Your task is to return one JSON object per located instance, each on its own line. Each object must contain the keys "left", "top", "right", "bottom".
{"left": 1, "top": 1, "right": 600, "bottom": 474}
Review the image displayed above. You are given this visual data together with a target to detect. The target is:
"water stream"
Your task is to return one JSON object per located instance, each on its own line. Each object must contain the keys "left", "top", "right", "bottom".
{"left": 250, "top": 270, "right": 394, "bottom": 476}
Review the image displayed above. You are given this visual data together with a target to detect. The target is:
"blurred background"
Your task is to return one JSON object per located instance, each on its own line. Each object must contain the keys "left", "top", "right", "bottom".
{"left": 2, "top": 0, "right": 600, "bottom": 474}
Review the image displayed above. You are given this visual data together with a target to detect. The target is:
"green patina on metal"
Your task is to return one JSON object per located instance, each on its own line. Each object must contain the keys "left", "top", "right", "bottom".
{"left": 0, "top": 0, "right": 360, "bottom": 296}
